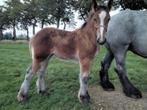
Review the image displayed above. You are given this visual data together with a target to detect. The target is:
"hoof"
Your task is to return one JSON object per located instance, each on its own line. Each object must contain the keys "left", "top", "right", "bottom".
{"left": 78, "top": 91, "right": 90, "bottom": 103}
{"left": 17, "top": 92, "right": 27, "bottom": 102}
{"left": 38, "top": 90, "right": 49, "bottom": 96}
{"left": 124, "top": 87, "right": 142, "bottom": 99}
{"left": 100, "top": 81, "right": 115, "bottom": 91}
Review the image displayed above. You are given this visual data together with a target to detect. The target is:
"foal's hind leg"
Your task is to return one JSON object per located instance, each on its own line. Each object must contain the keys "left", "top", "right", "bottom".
{"left": 99, "top": 50, "right": 115, "bottom": 91}
{"left": 36, "top": 56, "right": 51, "bottom": 95}
{"left": 114, "top": 46, "right": 142, "bottom": 98}
{"left": 17, "top": 60, "right": 40, "bottom": 101}
{"left": 78, "top": 58, "right": 91, "bottom": 103}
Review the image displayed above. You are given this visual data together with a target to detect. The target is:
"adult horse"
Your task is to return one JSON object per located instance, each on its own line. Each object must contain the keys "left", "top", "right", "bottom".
{"left": 17, "top": 0, "right": 113, "bottom": 103}
{"left": 100, "top": 9, "right": 147, "bottom": 99}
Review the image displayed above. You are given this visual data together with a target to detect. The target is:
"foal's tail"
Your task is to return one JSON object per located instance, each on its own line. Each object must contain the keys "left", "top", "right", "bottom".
{"left": 28, "top": 38, "right": 40, "bottom": 73}
{"left": 28, "top": 39, "right": 33, "bottom": 57}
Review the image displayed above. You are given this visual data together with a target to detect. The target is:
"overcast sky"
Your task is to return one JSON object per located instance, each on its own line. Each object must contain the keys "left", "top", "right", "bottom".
{"left": 0, "top": 0, "right": 5, "bottom": 6}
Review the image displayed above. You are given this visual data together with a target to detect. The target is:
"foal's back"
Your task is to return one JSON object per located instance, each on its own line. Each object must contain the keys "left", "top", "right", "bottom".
{"left": 30, "top": 28, "right": 78, "bottom": 60}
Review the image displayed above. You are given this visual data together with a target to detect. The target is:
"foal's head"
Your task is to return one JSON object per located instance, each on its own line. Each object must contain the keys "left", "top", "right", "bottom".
{"left": 88, "top": 0, "right": 113, "bottom": 44}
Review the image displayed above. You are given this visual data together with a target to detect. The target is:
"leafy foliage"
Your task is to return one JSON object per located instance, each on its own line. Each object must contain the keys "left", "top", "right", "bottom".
{"left": 37, "top": 0, "right": 56, "bottom": 28}
{"left": 120, "top": 0, "right": 147, "bottom": 10}
{"left": 50, "top": 0, "right": 77, "bottom": 28}
{"left": 0, "top": 7, "right": 10, "bottom": 30}
{"left": 3, "top": 32, "right": 13, "bottom": 40}
{"left": 0, "top": 6, "right": 10, "bottom": 40}
{"left": 112, "top": 0, "right": 147, "bottom": 10}
{"left": 4, "top": 0, "right": 23, "bottom": 40}
{"left": 0, "top": 0, "right": 78, "bottom": 39}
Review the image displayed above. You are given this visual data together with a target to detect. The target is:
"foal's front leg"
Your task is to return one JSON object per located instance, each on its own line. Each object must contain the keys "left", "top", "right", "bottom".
{"left": 78, "top": 58, "right": 91, "bottom": 103}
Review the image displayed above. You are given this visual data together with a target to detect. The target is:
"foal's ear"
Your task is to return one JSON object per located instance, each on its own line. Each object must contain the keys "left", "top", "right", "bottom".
{"left": 91, "top": 0, "right": 98, "bottom": 12}
{"left": 107, "top": 0, "right": 113, "bottom": 11}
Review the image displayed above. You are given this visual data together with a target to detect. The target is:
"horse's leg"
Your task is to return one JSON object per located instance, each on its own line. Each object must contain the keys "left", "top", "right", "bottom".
{"left": 36, "top": 56, "right": 52, "bottom": 95}
{"left": 99, "top": 50, "right": 115, "bottom": 91}
{"left": 78, "top": 58, "right": 91, "bottom": 103}
{"left": 17, "top": 59, "right": 40, "bottom": 101}
{"left": 114, "top": 47, "right": 142, "bottom": 98}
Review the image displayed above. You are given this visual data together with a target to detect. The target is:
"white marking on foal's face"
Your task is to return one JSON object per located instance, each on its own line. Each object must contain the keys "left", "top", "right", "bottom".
{"left": 97, "top": 11, "right": 107, "bottom": 43}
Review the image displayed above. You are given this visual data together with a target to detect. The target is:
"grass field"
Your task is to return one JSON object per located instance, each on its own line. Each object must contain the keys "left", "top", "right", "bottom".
{"left": 0, "top": 43, "right": 147, "bottom": 110}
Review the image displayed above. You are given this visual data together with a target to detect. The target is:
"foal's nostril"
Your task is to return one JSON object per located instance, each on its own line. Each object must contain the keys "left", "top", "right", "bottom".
{"left": 97, "top": 37, "right": 101, "bottom": 43}
{"left": 97, "top": 37, "right": 100, "bottom": 41}
{"left": 99, "top": 39, "right": 106, "bottom": 45}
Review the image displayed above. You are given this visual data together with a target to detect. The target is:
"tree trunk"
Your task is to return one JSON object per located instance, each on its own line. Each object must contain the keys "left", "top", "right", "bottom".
{"left": 63, "top": 22, "right": 66, "bottom": 30}
{"left": 32, "top": 19, "right": 37, "bottom": 35}
{"left": 0, "top": 29, "right": 3, "bottom": 40}
{"left": 26, "top": 27, "right": 29, "bottom": 41}
{"left": 12, "top": 23, "right": 16, "bottom": 40}
{"left": 33, "top": 24, "right": 35, "bottom": 35}
{"left": 41, "top": 20, "right": 45, "bottom": 29}
{"left": 57, "top": 18, "right": 60, "bottom": 28}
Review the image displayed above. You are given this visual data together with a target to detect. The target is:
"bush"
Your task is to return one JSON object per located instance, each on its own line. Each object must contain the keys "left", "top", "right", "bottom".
{"left": 3, "top": 33, "right": 28, "bottom": 40}
{"left": 3, "top": 32, "right": 13, "bottom": 40}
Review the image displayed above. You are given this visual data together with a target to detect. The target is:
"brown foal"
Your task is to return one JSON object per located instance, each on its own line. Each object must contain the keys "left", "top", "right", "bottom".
{"left": 17, "top": 0, "right": 113, "bottom": 103}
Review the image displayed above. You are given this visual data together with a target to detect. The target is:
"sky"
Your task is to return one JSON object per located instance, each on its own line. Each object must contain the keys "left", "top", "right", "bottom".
{"left": 0, "top": 0, "right": 120, "bottom": 37}
{"left": 0, "top": 0, "right": 5, "bottom": 5}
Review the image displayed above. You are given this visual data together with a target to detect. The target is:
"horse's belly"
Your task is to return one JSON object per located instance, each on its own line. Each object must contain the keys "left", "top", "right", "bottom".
{"left": 131, "top": 43, "right": 147, "bottom": 58}
{"left": 53, "top": 48, "right": 77, "bottom": 60}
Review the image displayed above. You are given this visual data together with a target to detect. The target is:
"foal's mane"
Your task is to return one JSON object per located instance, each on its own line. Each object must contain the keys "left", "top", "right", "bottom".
{"left": 81, "top": 22, "right": 87, "bottom": 29}
{"left": 80, "top": 5, "right": 109, "bottom": 29}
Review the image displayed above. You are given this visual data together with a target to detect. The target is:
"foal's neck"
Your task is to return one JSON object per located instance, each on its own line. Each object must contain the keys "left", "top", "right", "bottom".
{"left": 81, "top": 20, "right": 97, "bottom": 42}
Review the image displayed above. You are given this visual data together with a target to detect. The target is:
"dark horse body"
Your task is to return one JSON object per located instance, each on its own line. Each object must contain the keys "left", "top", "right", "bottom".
{"left": 100, "top": 9, "right": 147, "bottom": 98}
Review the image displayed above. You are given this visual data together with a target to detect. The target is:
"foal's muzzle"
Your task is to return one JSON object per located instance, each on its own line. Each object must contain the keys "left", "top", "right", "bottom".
{"left": 97, "top": 38, "right": 106, "bottom": 45}
{"left": 97, "top": 25, "right": 106, "bottom": 45}
{"left": 99, "top": 39, "right": 106, "bottom": 45}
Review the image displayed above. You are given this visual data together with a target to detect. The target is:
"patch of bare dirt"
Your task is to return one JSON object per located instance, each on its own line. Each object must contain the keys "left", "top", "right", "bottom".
{"left": 89, "top": 86, "right": 147, "bottom": 110}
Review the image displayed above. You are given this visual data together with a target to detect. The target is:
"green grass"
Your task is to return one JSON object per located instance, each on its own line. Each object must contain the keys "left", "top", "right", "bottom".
{"left": 0, "top": 43, "right": 147, "bottom": 110}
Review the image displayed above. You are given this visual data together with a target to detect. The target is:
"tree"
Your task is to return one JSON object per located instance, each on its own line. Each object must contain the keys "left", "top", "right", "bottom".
{"left": 0, "top": 6, "right": 10, "bottom": 40}
{"left": 112, "top": 0, "right": 147, "bottom": 10}
{"left": 51, "top": 0, "right": 77, "bottom": 28}
{"left": 20, "top": 7, "right": 32, "bottom": 40}
{"left": 52, "top": 0, "right": 66, "bottom": 28}
{"left": 120, "top": 0, "right": 147, "bottom": 10}
{"left": 75, "top": 0, "right": 104, "bottom": 21}
{"left": 22, "top": 0, "right": 40, "bottom": 35}
{"left": 62, "top": 17, "right": 70, "bottom": 30}
{"left": 19, "top": 0, "right": 34, "bottom": 40}
{"left": 37, "top": 0, "right": 55, "bottom": 28}
{"left": 5, "top": 0, "right": 22, "bottom": 40}
{"left": 76, "top": 0, "right": 147, "bottom": 19}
